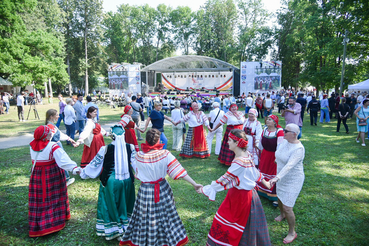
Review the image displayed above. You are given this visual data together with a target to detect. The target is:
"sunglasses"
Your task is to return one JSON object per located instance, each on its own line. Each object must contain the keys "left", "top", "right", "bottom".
{"left": 283, "top": 129, "right": 294, "bottom": 134}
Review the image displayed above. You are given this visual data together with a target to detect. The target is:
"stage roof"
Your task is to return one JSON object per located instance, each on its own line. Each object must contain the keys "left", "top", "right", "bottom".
{"left": 141, "top": 55, "right": 238, "bottom": 73}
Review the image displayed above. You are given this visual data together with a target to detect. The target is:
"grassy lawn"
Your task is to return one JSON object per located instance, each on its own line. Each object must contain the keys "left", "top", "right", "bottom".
{"left": 0, "top": 107, "right": 368, "bottom": 245}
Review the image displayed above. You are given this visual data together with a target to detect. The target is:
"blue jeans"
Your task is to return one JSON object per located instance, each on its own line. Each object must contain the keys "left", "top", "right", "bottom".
{"left": 160, "top": 132, "right": 168, "bottom": 149}
{"left": 56, "top": 113, "right": 64, "bottom": 128}
{"left": 298, "top": 126, "right": 302, "bottom": 139}
{"left": 77, "top": 120, "right": 85, "bottom": 134}
{"left": 4, "top": 102, "right": 9, "bottom": 113}
{"left": 146, "top": 106, "right": 152, "bottom": 117}
{"left": 264, "top": 109, "right": 272, "bottom": 117}
{"left": 65, "top": 123, "right": 75, "bottom": 145}
{"left": 245, "top": 106, "right": 251, "bottom": 114}
{"left": 320, "top": 108, "right": 330, "bottom": 123}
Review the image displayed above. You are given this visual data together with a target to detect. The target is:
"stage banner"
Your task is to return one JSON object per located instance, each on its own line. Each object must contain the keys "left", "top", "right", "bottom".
{"left": 162, "top": 72, "right": 233, "bottom": 91}
{"left": 128, "top": 64, "right": 141, "bottom": 94}
{"left": 240, "top": 61, "right": 282, "bottom": 95}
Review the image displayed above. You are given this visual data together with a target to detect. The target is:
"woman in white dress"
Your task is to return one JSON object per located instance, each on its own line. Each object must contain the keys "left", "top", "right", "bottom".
{"left": 269, "top": 123, "right": 305, "bottom": 244}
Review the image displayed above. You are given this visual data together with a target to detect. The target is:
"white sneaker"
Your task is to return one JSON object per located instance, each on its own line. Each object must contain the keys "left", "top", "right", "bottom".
{"left": 362, "top": 143, "right": 366, "bottom": 147}
{"left": 356, "top": 139, "right": 360, "bottom": 143}
{"left": 66, "top": 178, "right": 75, "bottom": 186}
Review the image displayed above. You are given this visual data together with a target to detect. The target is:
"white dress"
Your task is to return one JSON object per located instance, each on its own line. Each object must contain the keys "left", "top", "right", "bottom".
{"left": 275, "top": 140, "right": 305, "bottom": 207}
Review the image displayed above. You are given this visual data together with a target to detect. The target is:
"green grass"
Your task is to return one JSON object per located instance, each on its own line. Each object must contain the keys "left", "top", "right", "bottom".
{"left": 0, "top": 108, "right": 368, "bottom": 245}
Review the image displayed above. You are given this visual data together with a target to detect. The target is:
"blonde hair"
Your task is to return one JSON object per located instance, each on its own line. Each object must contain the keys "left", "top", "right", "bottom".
{"left": 45, "top": 109, "right": 57, "bottom": 125}
{"left": 154, "top": 101, "right": 162, "bottom": 107}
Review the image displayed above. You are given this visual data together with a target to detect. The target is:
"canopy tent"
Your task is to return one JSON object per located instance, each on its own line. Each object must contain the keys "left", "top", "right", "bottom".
{"left": 0, "top": 77, "right": 12, "bottom": 86}
{"left": 348, "top": 79, "right": 369, "bottom": 90}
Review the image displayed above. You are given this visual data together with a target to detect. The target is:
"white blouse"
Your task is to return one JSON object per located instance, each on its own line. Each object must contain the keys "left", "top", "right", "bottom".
{"left": 202, "top": 155, "right": 263, "bottom": 201}
{"left": 134, "top": 149, "right": 188, "bottom": 182}
{"left": 220, "top": 111, "right": 245, "bottom": 126}
{"left": 180, "top": 111, "right": 209, "bottom": 127}
{"left": 30, "top": 141, "right": 77, "bottom": 172}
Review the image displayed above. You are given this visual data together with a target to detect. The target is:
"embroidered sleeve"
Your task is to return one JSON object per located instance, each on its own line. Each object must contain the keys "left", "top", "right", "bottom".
{"left": 167, "top": 153, "right": 187, "bottom": 180}
{"left": 181, "top": 112, "right": 191, "bottom": 122}
{"left": 119, "top": 115, "right": 130, "bottom": 127}
{"left": 80, "top": 146, "right": 106, "bottom": 179}
{"left": 219, "top": 113, "right": 228, "bottom": 125}
{"left": 52, "top": 144, "right": 78, "bottom": 172}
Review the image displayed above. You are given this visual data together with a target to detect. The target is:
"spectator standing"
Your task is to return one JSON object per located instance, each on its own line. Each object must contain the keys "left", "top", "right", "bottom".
{"left": 83, "top": 96, "right": 99, "bottom": 121}
{"left": 281, "top": 97, "right": 303, "bottom": 139}
{"left": 354, "top": 98, "right": 369, "bottom": 146}
{"left": 328, "top": 93, "right": 336, "bottom": 119}
{"left": 144, "top": 94, "right": 152, "bottom": 117}
{"left": 245, "top": 94, "right": 254, "bottom": 115}
{"left": 3, "top": 92, "right": 9, "bottom": 114}
{"left": 255, "top": 94, "right": 264, "bottom": 118}
{"left": 162, "top": 96, "right": 170, "bottom": 114}
{"left": 17, "top": 91, "right": 25, "bottom": 121}
{"left": 207, "top": 102, "right": 224, "bottom": 155}
{"left": 278, "top": 93, "right": 285, "bottom": 113}
{"left": 263, "top": 94, "right": 274, "bottom": 117}
{"left": 296, "top": 93, "right": 307, "bottom": 122}
{"left": 136, "top": 93, "right": 144, "bottom": 121}
{"left": 320, "top": 94, "right": 330, "bottom": 123}
{"left": 171, "top": 101, "right": 185, "bottom": 151}
{"left": 337, "top": 98, "right": 350, "bottom": 134}
{"left": 73, "top": 94, "right": 85, "bottom": 134}
{"left": 223, "top": 95, "right": 230, "bottom": 113}
{"left": 349, "top": 94, "right": 357, "bottom": 118}
{"left": 130, "top": 96, "right": 143, "bottom": 141}
{"left": 64, "top": 98, "right": 76, "bottom": 145}
{"left": 307, "top": 95, "right": 320, "bottom": 125}
{"left": 56, "top": 94, "right": 66, "bottom": 128}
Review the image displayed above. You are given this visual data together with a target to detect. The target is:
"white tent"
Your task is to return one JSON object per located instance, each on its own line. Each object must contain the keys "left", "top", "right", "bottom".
{"left": 348, "top": 79, "right": 369, "bottom": 90}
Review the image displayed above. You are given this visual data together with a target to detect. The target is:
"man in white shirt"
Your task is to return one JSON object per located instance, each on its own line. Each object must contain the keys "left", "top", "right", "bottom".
{"left": 17, "top": 92, "right": 25, "bottom": 121}
{"left": 245, "top": 94, "right": 254, "bottom": 115}
{"left": 144, "top": 94, "right": 152, "bottom": 117}
{"left": 3, "top": 92, "right": 9, "bottom": 114}
{"left": 207, "top": 102, "right": 224, "bottom": 155}
{"left": 263, "top": 94, "right": 274, "bottom": 117}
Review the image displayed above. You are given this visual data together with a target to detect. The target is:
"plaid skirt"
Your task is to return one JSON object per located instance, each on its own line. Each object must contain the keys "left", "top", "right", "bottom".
{"left": 218, "top": 125, "right": 243, "bottom": 166}
{"left": 29, "top": 162, "right": 70, "bottom": 237}
{"left": 207, "top": 189, "right": 271, "bottom": 246}
{"left": 120, "top": 179, "right": 188, "bottom": 246}
{"left": 179, "top": 127, "right": 210, "bottom": 158}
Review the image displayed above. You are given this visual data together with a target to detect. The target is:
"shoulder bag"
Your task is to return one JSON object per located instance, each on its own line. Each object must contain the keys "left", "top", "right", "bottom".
{"left": 358, "top": 107, "right": 367, "bottom": 126}
{"left": 209, "top": 109, "right": 221, "bottom": 129}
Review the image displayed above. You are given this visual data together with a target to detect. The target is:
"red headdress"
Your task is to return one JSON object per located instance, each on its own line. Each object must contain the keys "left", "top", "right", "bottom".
{"left": 269, "top": 115, "right": 282, "bottom": 128}
{"left": 121, "top": 105, "right": 132, "bottom": 118}
{"left": 29, "top": 125, "right": 51, "bottom": 152}
{"left": 228, "top": 132, "right": 248, "bottom": 148}
{"left": 230, "top": 103, "right": 238, "bottom": 111}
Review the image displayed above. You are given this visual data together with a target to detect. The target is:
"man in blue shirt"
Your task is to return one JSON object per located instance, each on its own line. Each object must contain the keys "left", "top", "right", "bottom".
{"left": 83, "top": 96, "right": 99, "bottom": 121}
{"left": 73, "top": 94, "right": 85, "bottom": 134}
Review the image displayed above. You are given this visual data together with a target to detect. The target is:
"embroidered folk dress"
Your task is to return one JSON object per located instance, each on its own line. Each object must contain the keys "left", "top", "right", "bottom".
{"left": 243, "top": 118, "right": 262, "bottom": 166}
{"left": 119, "top": 114, "right": 139, "bottom": 151}
{"left": 275, "top": 140, "right": 305, "bottom": 207}
{"left": 257, "top": 127, "right": 284, "bottom": 201}
{"left": 80, "top": 143, "right": 136, "bottom": 240}
{"left": 218, "top": 111, "right": 245, "bottom": 165}
{"left": 120, "top": 149, "right": 189, "bottom": 246}
{"left": 79, "top": 118, "right": 107, "bottom": 168}
{"left": 29, "top": 142, "right": 77, "bottom": 237}
{"left": 179, "top": 111, "right": 210, "bottom": 158}
{"left": 202, "top": 155, "right": 271, "bottom": 246}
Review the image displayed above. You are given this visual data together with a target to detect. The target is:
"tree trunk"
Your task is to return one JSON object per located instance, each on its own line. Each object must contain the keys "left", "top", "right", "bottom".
{"left": 44, "top": 81, "right": 48, "bottom": 100}
{"left": 85, "top": 25, "right": 89, "bottom": 95}
{"left": 67, "top": 54, "right": 72, "bottom": 96}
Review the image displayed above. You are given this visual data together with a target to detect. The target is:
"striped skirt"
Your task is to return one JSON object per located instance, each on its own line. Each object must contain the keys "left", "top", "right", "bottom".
{"left": 179, "top": 127, "right": 210, "bottom": 158}
{"left": 120, "top": 179, "right": 188, "bottom": 246}
{"left": 28, "top": 162, "right": 70, "bottom": 237}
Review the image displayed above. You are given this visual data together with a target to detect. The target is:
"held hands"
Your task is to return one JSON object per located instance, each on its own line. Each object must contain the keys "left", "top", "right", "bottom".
{"left": 193, "top": 183, "right": 203, "bottom": 194}
{"left": 72, "top": 167, "right": 82, "bottom": 175}
{"left": 268, "top": 177, "right": 279, "bottom": 187}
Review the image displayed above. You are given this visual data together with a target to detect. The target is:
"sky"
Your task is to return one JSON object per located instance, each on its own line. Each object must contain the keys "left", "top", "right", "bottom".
{"left": 102, "top": 0, "right": 282, "bottom": 15}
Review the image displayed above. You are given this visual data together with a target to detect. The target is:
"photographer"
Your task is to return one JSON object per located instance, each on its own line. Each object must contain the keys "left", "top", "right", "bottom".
{"left": 281, "top": 97, "right": 303, "bottom": 139}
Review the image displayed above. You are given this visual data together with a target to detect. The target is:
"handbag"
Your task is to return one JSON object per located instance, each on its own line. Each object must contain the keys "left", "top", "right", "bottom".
{"left": 209, "top": 108, "right": 221, "bottom": 129}
{"left": 359, "top": 108, "right": 367, "bottom": 126}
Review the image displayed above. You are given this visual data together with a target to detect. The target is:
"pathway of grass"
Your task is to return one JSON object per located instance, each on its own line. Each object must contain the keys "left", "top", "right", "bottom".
{"left": 0, "top": 109, "right": 368, "bottom": 245}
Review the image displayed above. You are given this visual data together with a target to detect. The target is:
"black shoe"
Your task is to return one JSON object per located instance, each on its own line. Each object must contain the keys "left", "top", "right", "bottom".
{"left": 314, "top": 123, "right": 317, "bottom": 125}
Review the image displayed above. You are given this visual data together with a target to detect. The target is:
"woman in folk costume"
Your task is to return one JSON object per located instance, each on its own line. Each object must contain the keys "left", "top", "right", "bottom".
{"left": 201, "top": 129, "right": 271, "bottom": 246}
{"left": 256, "top": 115, "right": 284, "bottom": 205}
{"left": 76, "top": 106, "right": 108, "bottom": 168}
{"left": 119, "top": 105, "right": 140, "bottom": 152}
{"left": 120, "top": 128, "right": 203, "bottom": 246}
{"left": 80, "top": 125, "right": 136, "bottom": 241}
{"left": 212, "top": 103, "right": 246, "bottom": 165}
{"left": 29, "top": 125, "right": 81, "bottom": 237}
{"left": 243, "top": 108, "right": 262, "bottom": 168}
{"left": 176, "top": 101, "right": 211, "bottom": 158}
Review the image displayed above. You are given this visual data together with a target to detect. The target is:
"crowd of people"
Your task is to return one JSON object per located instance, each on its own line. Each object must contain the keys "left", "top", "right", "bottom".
{"left": 24, "top": 88, "right": 369, "bottom": 245}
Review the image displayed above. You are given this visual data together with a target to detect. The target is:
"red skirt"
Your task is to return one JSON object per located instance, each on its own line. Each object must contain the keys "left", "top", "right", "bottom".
{"left": 124, "top": 121, "right": 139, "bottom": 152}
{"left": 29, "top": 161, "right": 70, "bottom": 237}
{"left": 207, "top": 188, "right": 252, "bottom": 245}
{"left": 81, "top": 124, "right": 105, "bottom": 168}
{"left": 256, "top": 149, "right": 277, "bottom": 201}
{"left": 218, "top": 125, "right": 243, "bottom": 166}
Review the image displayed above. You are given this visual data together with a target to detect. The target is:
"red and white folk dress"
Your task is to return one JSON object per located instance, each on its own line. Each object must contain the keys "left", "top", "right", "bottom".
{"left": 202, "top": 155, "right": 271, "bottom": 246}
{"left": 119, "top": 114, "right": 139, "bottom": 152}
{"left": 29, "top": 142, "right": 77, "bottom": 237}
